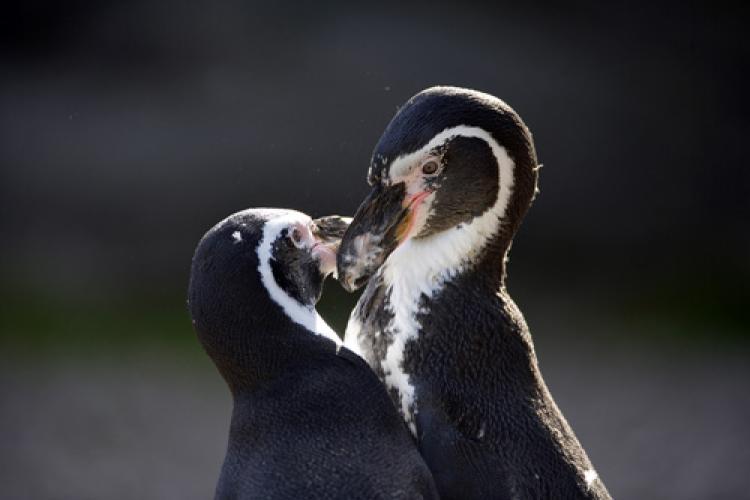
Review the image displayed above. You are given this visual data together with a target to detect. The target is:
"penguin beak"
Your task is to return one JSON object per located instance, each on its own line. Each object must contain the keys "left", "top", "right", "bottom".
{"left": 311, "top": 215, "right": 352, "bottom": 278}
{"left": 312, "top": 215, "right": 352, "bottom": 248}
{"left": 336, "top": 183, "right": 410, "bottom": 292}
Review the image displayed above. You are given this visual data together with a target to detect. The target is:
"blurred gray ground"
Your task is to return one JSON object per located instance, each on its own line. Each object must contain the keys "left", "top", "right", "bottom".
{"left": 1, "top": 327, "right": 748, "bottom": 500}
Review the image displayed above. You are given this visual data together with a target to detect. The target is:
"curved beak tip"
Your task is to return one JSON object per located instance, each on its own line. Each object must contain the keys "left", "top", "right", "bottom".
{"left": 338, "top": 272, "right": 367, "bottom": 292}
{"left": 340, "top": 275, "right": 356, "bottom": 292}
{"left": 337, "top": 254, "right": 374, "bottom": 291}
{"left": 336, "top": 256, "right": 358, "bottom": 292}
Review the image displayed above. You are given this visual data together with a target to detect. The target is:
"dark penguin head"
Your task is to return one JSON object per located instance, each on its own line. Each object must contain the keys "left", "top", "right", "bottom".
{"left": 188, "top": 209, "right": 350, "bottom": 391}
{"left": 337, "top": 86, "right": 539, "bottom": 291}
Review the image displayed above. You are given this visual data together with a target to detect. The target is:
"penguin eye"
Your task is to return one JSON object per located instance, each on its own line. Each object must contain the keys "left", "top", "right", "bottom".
{"left": 421, "top": 160, "right": 439, "bottom": 175}
{"left": 290, "top": 227, "right": 303, "bottom": 247}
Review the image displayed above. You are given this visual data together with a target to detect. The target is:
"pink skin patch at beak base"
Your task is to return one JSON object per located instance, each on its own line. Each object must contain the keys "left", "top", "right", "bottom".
{"left": 312, "top": 242, "right": 338, "bottom": 277}
{"left": 399, "top": 191, "right": 432, "bottom": 244}
{"left": 293, "top": 221, "right": 338, "bottom": 278}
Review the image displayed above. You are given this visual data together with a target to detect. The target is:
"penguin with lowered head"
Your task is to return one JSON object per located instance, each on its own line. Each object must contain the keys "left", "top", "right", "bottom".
{"left": 188, "top": 208, "right": 438, "bottom": 500}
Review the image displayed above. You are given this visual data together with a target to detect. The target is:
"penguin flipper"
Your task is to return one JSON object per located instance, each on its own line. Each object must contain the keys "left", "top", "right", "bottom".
{"left": 416, "top": 399, "right": 509, "bottom": 499}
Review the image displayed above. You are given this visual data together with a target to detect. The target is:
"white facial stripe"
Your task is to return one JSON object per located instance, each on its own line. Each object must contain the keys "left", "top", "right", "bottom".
{"left": 387, "top": 125, "right": 495, "bottom": 179}
{"left": 584, "top": 469, "right": 598, "bottom": 488}
{"left": 377, "top": 125, "right": 515, "bottom": 434}
{"left": 256, "top": 210, "right": 342, "bottom": 345}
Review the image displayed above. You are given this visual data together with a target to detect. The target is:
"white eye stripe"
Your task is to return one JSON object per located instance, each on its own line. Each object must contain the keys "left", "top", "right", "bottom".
{"left": 387, "top": 125, "right": 495, "bottom": 180}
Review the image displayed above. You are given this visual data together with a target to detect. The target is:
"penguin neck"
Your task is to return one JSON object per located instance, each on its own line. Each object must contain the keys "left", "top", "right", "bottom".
{"left": 196, "top": 291, "right": 339, "bottom": 396}
{"left": 382, "top": 216, "right": 511, "bottom": 300}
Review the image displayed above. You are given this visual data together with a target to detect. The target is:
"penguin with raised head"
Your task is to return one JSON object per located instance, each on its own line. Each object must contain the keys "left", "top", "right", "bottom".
{"left": 337, "top": 87, "right": 611, "bottom": 499}
{"left": 188, "top": 208, "right": 438, "bottom": 500}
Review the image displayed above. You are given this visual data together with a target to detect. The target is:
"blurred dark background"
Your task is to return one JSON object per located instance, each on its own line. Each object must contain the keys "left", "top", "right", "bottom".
{"left": 1, "top": 1, "right": 748, "bottom": 499}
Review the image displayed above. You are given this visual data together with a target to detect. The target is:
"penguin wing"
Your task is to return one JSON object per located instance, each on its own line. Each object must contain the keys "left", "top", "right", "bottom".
{"left": 416, "top": 398, "right": 509, "bottom": 499}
